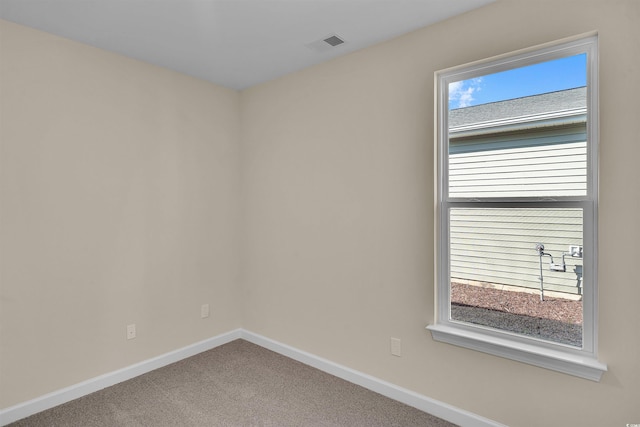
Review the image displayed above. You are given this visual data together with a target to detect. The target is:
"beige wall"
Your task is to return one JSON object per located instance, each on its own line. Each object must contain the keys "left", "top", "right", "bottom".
{"left": 241, "top": 1, "right": 640, "bottom": 426}
{"left": 0, "top": 20, "right": 242, "bottom": 407}
{"left": 2, "top": 0, "right": 640, "bottom": 425}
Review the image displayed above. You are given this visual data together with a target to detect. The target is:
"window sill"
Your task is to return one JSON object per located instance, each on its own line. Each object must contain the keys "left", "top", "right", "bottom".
{"left": 427, "top": 323, "right": 607, "bottom": 381}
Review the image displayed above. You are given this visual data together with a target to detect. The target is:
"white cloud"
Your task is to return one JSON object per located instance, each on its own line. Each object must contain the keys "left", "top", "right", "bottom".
{"left": 449, "top": 78, "right": 482, "bottom": 108}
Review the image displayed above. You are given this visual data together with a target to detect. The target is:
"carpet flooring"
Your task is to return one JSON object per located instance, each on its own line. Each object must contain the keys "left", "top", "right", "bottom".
{"left": 9, "top": 339, "right": 457, "bottom": 426}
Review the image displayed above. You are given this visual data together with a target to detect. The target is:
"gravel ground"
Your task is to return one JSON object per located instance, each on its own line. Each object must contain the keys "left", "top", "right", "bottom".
{"left": 450, "top": 283, "right": 583, "bottom": 347}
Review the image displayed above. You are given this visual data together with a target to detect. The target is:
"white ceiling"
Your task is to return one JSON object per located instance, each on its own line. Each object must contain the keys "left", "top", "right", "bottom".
{"left": 0, "top": 0, "right": 494, "bottom": 90}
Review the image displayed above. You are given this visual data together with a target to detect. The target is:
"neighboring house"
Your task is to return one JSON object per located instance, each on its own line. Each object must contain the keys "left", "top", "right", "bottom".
{"left": 448, "top": 87, "right": 586, "bottom": 298}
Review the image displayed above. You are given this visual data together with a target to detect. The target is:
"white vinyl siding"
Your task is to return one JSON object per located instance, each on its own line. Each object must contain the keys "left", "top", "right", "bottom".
{"left": 448, "top": 126, "right": 586, "bottom": 296}
{"left": 449, "top": 126, "right": 587, "bottom": 199}
{"left": 450, "top": 207, "right": 583, "bottom": 295}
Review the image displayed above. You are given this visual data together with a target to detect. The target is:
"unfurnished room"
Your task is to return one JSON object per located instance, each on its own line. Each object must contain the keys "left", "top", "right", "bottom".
{"left": 1, "top": 1, "right": 639, "bottom": 426}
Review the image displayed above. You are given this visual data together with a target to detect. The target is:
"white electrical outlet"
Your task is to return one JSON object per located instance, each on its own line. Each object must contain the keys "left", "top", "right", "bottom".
{"left": 201, "top": 304, "right": 210, "bottom": 319}
{"left": 390, "top": 337, "right": 401, "bottom": 357}
{"left": 126, "top": 324, "right": 136, "bottom": 340}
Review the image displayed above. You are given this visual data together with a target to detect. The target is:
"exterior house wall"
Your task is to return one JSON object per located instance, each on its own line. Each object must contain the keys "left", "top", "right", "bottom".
{"left": 450, "top": 207, "right": 583, "bottom": 295}
{"left": 449, "top": 124, "right": 587, "bottom": 296}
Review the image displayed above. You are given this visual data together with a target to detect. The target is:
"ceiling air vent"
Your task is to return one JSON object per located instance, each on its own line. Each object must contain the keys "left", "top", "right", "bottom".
{"left": 323, "top": 35, "right": 344, "bottom": 47}
{"left": 306, "top": 34, "right": 347, "bottom": 53}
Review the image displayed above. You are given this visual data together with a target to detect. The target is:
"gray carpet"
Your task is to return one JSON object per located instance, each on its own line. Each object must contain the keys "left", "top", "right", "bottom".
{"left": 9, "top": 340, "right": 457, "bottom": 426}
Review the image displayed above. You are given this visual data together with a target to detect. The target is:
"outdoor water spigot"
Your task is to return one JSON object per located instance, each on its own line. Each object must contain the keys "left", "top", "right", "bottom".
{"left": 535, "top": 243, "right": 545, "bottom": 255}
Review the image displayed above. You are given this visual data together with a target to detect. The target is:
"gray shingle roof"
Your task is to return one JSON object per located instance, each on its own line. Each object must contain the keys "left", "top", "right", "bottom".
{"left": 449, "top": 87, "right": 586, "bottom": 129}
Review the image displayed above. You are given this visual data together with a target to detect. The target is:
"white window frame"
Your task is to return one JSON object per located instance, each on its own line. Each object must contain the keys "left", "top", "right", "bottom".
{"left": 427, "top": 33, "right": 607, "bottom": 381}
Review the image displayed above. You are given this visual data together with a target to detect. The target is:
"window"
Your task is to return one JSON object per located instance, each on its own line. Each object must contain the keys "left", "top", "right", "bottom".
{"left": 427, "top": 34, "right": 607, "bottom": 381}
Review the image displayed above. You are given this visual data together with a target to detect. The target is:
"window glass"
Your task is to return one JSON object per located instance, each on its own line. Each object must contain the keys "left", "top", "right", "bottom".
{"left": 449, "top": 207, "right": 583, "bottom": 347}
{"left": 448, "top": 54, "right": 587, "bottom": 199}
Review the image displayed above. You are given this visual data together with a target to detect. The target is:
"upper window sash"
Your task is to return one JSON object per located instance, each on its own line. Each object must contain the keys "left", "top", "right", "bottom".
{"left": 436, "top": 35, "right": 599, "bottom": 205}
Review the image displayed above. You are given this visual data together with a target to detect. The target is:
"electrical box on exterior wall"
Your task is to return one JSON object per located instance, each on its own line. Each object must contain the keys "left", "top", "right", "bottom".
{"left": 569, "top": 246, "right": 583, "bottom": 258}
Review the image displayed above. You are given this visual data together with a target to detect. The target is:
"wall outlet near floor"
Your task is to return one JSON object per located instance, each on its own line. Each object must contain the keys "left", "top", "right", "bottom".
{"left": 201, "top": 304, "right": 210, "bottom": 319}
{"left": 126, "top": 324, "right": 136, "bottom": 340}
{"left": 390, "top": 337, "right": 401, "bottom": 357}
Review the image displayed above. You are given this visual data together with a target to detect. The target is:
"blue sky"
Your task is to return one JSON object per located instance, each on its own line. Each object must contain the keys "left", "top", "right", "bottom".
{"left": 449, "top": 53, "right": 586, "bottom": 109}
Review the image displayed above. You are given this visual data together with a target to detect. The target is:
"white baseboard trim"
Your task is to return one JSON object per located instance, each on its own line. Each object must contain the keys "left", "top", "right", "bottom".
{"left": 240, "top": 330, "right": 506, "bottom": 427}
{"left": 0, "top": 329, "right": 242, "bottom": 426}
{"left": 1, "top": 328, "right": 503, "bottom": 427}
